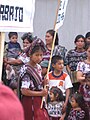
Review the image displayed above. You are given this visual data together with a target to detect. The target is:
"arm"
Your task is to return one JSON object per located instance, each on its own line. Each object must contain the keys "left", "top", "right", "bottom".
{"left": 59, "top": 112, "right": 66, "bottom": 120}
{"left": 65, "top": 88, "right": 70, "bottom": 106}
{"left": 7, "top": 59, "right": 23, "bottom": 65}
{"left": 77, "top": 71, "right": 85, "bottom": 84}
{"left": 62, "top": 88, "right": 70, "bottom": 113}
{"left": 21, "top": 88, "right": 48, "bottom": 97}
{"left": 66, "top": 65, "right": 71, "bottom": 74}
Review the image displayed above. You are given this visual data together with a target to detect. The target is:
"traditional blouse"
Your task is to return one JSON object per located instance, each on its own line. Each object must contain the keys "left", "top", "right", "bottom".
{"left": 66, "top": 49, "right": 87, "bottom": 71}
{"left": 68, "top": 108, "right": 85, "bottom": 120}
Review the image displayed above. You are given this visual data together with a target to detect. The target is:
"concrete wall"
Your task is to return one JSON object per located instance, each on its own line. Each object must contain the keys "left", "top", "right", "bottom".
{"left": 33, "top": 0, "right": 90, "bottom": 51}
{"left": 6, "top": 0, "right": 90, "bottom": 51}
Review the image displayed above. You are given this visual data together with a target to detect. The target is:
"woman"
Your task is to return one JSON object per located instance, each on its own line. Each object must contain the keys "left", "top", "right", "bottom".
{"left": 66, "top": 35, "right": 87, "bottom": 93}
{"left": 43, "top": 29, "right": 67, "bottom": 64}
{"left": 4, "top": 33, "right": 35, "bottom": 90}
{"left": 77, "top": 44, "right": 90, "bottom": 83}
{"left": 5, "top": 32, "right": 35, "bottom": 65}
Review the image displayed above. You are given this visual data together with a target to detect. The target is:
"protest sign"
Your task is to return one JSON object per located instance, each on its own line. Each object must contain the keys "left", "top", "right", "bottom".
{"left": 0, "top": 0, "right": 35, "bottom": 32}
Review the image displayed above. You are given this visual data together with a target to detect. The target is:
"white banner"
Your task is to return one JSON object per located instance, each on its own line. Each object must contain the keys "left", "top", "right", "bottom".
{"left": 0, "top": 0, "right": 35, "bottom": 32}
{"left": 55, "top": 0, "right": 68, "bottom": 30}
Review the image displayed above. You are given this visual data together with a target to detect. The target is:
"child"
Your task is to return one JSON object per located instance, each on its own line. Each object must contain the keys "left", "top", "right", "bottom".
{"left": 68, "top": 92, "right": 87, "bottom": 120}
{"left": 47, "top": 86, "right": 66, "bottom": 120}
{"left": 47, "top": 55, "right": 73, "bottom": 113}
{"left": 20, "top": 38, "right": 49, "bottom": 120}
{"left": 79, "top": 72, "right": 90, "bottom": 119}
{"left": 7, "top": 32, "right": 21, "bottom": 60}
{"left": 40, "top": 60, "right": 49, "bottom": 79}
{"left": 5, "top": 32, "right": 21, "bottom": 89}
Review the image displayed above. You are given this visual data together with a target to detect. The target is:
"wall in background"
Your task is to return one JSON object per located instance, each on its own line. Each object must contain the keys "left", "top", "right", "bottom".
{"left": 5, "top": 0, "right": 90, "bottom": 51}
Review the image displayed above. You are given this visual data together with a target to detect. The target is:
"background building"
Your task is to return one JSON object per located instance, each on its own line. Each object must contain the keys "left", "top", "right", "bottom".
{"left": 6, "top": 0, "right": 90, "bottom": 51}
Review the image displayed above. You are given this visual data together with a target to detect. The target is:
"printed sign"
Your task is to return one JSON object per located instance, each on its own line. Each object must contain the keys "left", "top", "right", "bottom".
{"left": 0, "top": 0, "right": 35, "bottom": 32}
{"left": 55, "top": 0, "right": 68, "bottom": 30}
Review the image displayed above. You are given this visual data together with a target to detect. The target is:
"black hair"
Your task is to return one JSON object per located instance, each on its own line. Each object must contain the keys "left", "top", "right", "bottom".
{"left": 46, "top": 29, "right": 59, "bottom": 45}
{"left": 85, "top": 32, "right": 90, "bottom": 38}
{"left": 71, "top": 92, "right": 84, "bottom": 108}
{"left": 51, "top": 55, "right": 63, "bottom": 65}
{"left": 21, "top": 32, "right": 34, "bottom": 43}
{"left": 8, "top": 32, "right": 18, "bottom": 39}
{"left": 74, "top": 34, "right": 85, "bottom": 43}
{"left": 70, "top": 92, "right": 89, "bottom": 119}
{"left": 85, "top": 43, "right": 90, "bottom": 50}
{"left": 50, "top": 86, "right": 64, "bottom": 102}
{"left": 30, "top": 45, "right": 45, "bottom": 55}
{"left": 30, "top": 38, "right": 46, "bottom": 55}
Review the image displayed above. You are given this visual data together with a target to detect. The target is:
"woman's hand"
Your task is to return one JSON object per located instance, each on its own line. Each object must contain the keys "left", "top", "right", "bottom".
{"left": 21, "top": 88, "right": 30, "bottom": 96}
{"left": 43, "top": 78, "right": 49, "bottom": 85}
{"left": 41, "top": 88, "right": 48, "bottom": 97}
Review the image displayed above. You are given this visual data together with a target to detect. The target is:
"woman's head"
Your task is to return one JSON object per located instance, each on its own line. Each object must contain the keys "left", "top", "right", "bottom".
{"left": 45, "top": 29, "right": 59, "bottom": 46}
{"left": 70, "top": 92, "right": 85, "bottom": 109}
{"left": 49, "top": 86, "right": 64, "bottom": 102}
{"left": 85, "top": 44, "right": 90, "bottom": 58}
{"left": 74, "top": 35, "right": 85, "bottom": 49}
{"left": 21, "top": 32, "right": 35, "bottom": 48}
{"left": 85, "top": 32, "right": 90, "bottom": 44}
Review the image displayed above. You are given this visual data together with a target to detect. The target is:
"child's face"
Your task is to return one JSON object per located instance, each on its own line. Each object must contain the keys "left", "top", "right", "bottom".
{"left": 41, "top": 67, "right": 47, "bottom": 76}
{"left": 30, "top": 50, "right": 43, "bottom": 64}
{"left": 10, "top": 35, "right": 18, "bottom": 43}
{"left": 52, "top": 60, "right": 64, "bottom": 72}
{"left": 86, "top": 78, "right": 90, "bottom": 87}
{"left": 49, "top": 91, "right": 56, "bottom": 102}
{"left": 70, "top": 97, "right": 79, "bottom": 108}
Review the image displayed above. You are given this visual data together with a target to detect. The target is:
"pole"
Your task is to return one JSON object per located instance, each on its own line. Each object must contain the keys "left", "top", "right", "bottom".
{"left": 41, "top": 0, "right": 61, "bottom": 109}
{"left": 0, "top": 32, "right": 5, "bottom": 82}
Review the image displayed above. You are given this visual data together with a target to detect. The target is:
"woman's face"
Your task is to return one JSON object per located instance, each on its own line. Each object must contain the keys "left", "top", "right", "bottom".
{"left": 85, "top": 37, "right": 90, "bottom": 44}
{"left": 86, "top": 46, "right": 90, "bottom": 58}
{"left": 75, "top": 38, "right": 85, "bottom": 49}
{"left": 23, "top": 39, "right": 31, "bottom": 48}
{"left": 45, "top": 32, "right": 53, "bottom": 46}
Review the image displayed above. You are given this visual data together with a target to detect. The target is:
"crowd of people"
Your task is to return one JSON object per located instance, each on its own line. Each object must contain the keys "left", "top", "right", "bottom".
{"left": 1, "top": 30, "right": 90, "bottom": 120}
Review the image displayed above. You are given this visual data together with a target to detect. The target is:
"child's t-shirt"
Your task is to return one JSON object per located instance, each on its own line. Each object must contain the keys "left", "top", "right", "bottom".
{"left": 7, "top": 41, "right": 21, "bottom": 59}
{"left": 47, "top": 71, "right": 73, "bottom": 95}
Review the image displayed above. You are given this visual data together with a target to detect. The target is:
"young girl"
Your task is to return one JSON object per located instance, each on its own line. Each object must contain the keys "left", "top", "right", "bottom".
{"left": 68, "top": 92, "right": 87, "bottom": 120}
{"left": 47, "top": 86, "right": 66, "bottom": 120}
{"left": 19, "top": 38, "right": 49, "bottom": 120}
{"left": 79, "top": 72, "right": 90, "bottom": 119}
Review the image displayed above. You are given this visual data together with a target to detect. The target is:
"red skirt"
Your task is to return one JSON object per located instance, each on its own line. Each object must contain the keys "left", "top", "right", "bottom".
{"left": 21, "top": 96, "right": 49, "bottom": 120}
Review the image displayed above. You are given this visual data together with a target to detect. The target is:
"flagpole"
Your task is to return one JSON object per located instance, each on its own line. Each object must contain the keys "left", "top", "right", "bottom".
{"left": 0, "top": 32, "right": 5, "bottom": 82}
{"left": 40, "top": 0, "right": 61, "bottom": 109}
{"left": 54, "top": 0, "right": 61, "bottom": 30}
